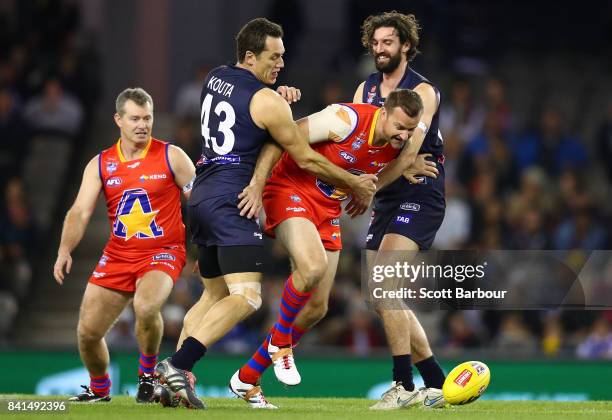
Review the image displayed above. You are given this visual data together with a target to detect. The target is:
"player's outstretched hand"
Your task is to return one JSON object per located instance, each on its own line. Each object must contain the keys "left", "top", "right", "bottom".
{"left": 404, "top": 153, "right": 438, "bottom": 184}
{"left": 53, "top": 252, "right": 72, "bottom": 285}
{"left": 276, "top": 86, "right": 302, "bottom": 104}
{"left": 238, "top": 183, "right": 264, "bottom": 219}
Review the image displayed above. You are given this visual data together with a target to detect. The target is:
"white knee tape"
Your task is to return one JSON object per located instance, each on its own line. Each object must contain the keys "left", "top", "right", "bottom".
{"left": 227, "top": 282, "right": 262, "bottom": 310}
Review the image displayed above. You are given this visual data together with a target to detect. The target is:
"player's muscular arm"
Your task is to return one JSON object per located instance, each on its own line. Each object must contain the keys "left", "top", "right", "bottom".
{"left": 238, "top": 140, "right": 283, "bottom": 219}
{"left": 353, "top": 81, "right": 365, "bottom": 103}
{"left": 167, "top": 145, "right": 196, "bottom": 199}
{"left": 251, "top": 89, "right": 377, "bottom": 197}
{"left": 54, "top": 156, "right": 102, "bottom": 284}
{"left": 376, "top": 83, "right": 439, "bottom": 190}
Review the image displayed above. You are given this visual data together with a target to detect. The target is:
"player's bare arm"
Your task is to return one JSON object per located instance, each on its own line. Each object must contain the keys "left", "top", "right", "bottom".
{"left": 251, "top": 89, "right": 377, "bottom": 203}
{"left": 391, "top": 82, "right": 439, "bottom": 184}
{"left": 167, "top": 144, "right": 196, "bottom": 199}
{"left": 53, "top": 155, "right": 103, "bottom": 284}
{"left": 238, "top": 140, "right": 283, "bottom": 219}
{"left": 353, "top": 81, "right": 365, "bottom": 103}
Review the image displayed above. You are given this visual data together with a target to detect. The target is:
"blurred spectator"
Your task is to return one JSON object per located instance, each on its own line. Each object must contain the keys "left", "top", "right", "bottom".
{"left": 0, "top": 86, "right": 28, "bottom": 183}
{"left": 442, "top": 311, "right": 482, "bottom": 349}
{"left": 433, "top": 182, "right": 471, "bottom": 249}
{"left": 494, "top": 313, "right": 538, "bottom": 354}
{"left": 0, "top": 291, "right": 18, "bottom": 343}
{"left": 553, "top": 206, "right": 607, "bottom": 250}
{"left": 23, "top": 78, "right": 83, "bottom": 137}
{"left": 596, "top": 101, "right": 612, "bottom": 184}
{"left": 106, "top": 307, "right": 138, "bottom": 350}
{"left": 483, "top": 77, "right": 514, "bottom": 134}
{"left": 0, "top": 177, "right": 38, "bottom": 262}
{"left": 174, "top": 63, "right": 210, "bottom": 119}
{"left": 439, "top": 79, "right": 485, "bottom": 144}
{"left": 576, "top": 316, "right": 612, "bottom": 359}
{"left": 513, "top": 107, "right": 587, "bottom": 174}
{"left": 172, "top": 118, "right": 201, "bottom": 162}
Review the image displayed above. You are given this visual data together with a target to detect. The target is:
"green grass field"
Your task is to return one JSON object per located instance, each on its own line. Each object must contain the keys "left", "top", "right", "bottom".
{"left": 1, "top": 396, "right": 611, "bottom": 419}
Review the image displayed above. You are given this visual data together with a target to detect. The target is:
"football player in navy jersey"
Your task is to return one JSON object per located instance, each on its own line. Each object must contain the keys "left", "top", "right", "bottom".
{"left": 352, "top": 12, "right": 447, "bottom": 410}
{"left": 154, "top": 18, "right": 378, "bottom": 409}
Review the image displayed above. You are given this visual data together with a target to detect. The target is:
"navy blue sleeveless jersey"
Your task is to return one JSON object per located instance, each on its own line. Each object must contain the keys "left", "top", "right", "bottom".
{"left": 191, "top": 65, "right": 268, "bottom": 203}
{"left": 363, "top": 67, "right": 443, "bottom": 157}
{"left": 362, "top": 67, "right": 444, "bottom": 198}
{"left": 363, "top": 66, "right": 446, "bottom": 251}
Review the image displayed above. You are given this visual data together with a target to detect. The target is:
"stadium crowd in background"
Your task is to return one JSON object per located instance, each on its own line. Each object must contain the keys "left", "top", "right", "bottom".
{"left": 1, "top": 1, "right": 611, "bottom": 361}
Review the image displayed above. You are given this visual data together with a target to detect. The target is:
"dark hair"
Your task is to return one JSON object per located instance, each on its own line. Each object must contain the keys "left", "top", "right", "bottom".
{"left": 236, "top": 18, "right": 283, "bottom": 63}
{"left": 361, "top": 11, "right": 421, "bottom": 61}
{"left": 384, "top": 89, "right": 423, "bottom": 117}
{"left": 116, "top": 87, "right": 153, "bottom": 115}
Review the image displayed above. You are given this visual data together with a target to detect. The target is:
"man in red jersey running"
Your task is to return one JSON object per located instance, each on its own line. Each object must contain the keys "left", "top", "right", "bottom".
{"left": 226, "top": 89, "right": 437, "bottom": 408}
{"left": 53, "top": 88, "right": 195, "bottom": 404}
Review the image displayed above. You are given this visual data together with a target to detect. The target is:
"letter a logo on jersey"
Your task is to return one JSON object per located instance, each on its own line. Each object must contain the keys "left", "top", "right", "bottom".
{"left": 113, "top": 188, "right": 164, "bottom": 240}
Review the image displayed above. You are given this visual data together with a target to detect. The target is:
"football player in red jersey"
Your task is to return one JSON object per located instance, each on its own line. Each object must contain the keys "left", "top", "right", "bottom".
{"left": 53, "top": 88, "right": 195, "bottom": 404}
{"left": 225, "top": 89, "right": 438, "bottom": 407}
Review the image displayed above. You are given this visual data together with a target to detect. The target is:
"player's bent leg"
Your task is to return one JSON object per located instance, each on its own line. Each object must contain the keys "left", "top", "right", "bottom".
{"left": 232, "top": 250, "right": 340, "bottom": 405}
{"left": 191, "top": 272, "right": 262, "bottom": 347}
{"left": 293, "top": 250, "right": 339, "bottom": 331}
{"left": 367, "top": 237, "right": 424, "bottom": 410}
{"left": 72, "top": 283, "right": 131, "bottom": 402}
{"left": 132, "top": 270, "right": 174, "bottom": 403}
{"left": 267, "top": 218, "right": 328, "bottom": 385}
{"left": 275, "top": 217, "right": 329, "bottom": 293}
{"left": 177, "top": 275, "right": 228, "bottom": 350}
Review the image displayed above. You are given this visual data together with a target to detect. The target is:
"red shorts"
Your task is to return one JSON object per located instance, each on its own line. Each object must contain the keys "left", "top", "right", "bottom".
{"left": 263, "top": 184, "right": 342, "bottom": 251}
{"left": 88, "top": 247, "right": 186, "bottom": 292}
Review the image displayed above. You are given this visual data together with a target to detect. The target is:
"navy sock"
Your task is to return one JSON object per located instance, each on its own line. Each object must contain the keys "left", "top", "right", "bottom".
{"left": 392, "top": 354, "right": 414, "bottom": 391}
{"left": 171, "top": 337, "right": 207, "bottom": 371}
{"left": 415, "top": 356, "right": 446, "bottom": 389}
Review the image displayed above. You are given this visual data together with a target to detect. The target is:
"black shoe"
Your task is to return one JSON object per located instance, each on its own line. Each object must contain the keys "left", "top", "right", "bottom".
{"left": 68, "top": 385, "right": 111, "bottom": 403}
{"left": 136, "top": 373, "right": 156, "bottom": 403}
{"left": 155, "top": 358, "right": 205, "bottom": 409}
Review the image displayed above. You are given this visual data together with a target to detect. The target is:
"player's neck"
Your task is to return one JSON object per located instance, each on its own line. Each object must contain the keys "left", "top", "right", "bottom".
{"left": 381, "top": 60, "right": 408, "bottom": 89}
{"left": 119, "top": 137, "right": 151, "bottom": 161}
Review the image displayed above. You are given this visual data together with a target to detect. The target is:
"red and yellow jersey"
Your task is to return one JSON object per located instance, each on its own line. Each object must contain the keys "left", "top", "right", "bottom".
{"left": 268, "top": 103, "right": 400, "bottom": 203}
{"left": 98, "top": 138, "right": 185, "bottom": 257}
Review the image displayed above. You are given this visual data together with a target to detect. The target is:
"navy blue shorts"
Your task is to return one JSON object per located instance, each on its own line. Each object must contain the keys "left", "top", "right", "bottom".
{"left": 366, "top": 170, "right": 445, "bottom": 251}
{"left": 188, "top": 192, "right": 264, "bottom": 247}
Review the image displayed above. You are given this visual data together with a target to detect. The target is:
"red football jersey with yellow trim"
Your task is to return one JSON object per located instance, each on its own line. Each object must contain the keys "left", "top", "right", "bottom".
{"left": 98, "top": 138, "right": 185, "bottom": 257}
{"left": 268, "top": 103, "right": 400, "bottom": 202}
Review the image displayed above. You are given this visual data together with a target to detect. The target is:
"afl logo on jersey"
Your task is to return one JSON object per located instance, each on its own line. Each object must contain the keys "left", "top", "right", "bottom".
{"left": 106, "top": 177, "right": 122, "bottom": 187}
{"left": 339, "top": 151, "right": 356, "bottom": 164}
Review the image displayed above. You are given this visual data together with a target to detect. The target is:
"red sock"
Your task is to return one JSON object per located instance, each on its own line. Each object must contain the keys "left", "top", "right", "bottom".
{"left": 291, "top": 324, "right": 308, "bottom": 346}
{"left": 90, "top": 373, "right": 111, "bottom": 396}
{"left": 138, "top": 352, "right": 158, "bottom": 376}
{"left": 239, "top": 327, "right": 274, "bottom": 384}
{"left": 270, "top": 275, "right": 312, "bottom": 347}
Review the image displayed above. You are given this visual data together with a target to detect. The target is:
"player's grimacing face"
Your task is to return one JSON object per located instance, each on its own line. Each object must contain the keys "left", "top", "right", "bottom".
{"left": 253, "top": 36, "right": 285, "bottom": 85}
{"left": 383, "top": 107, "right": 419, "bottom": 149}
{"left": 115, "top": 100, "right": 153, "bottom": 144}
{"left": 370, "top": 27, "right": 407, "bottom": 73}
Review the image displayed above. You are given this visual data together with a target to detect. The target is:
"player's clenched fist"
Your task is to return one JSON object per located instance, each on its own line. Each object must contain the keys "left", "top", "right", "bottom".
{"left": 276, "top": 85, "right": 302, "bottom": 104}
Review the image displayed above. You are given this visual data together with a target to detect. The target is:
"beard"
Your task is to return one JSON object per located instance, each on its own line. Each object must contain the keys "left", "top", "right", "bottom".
{"left": 374, "top": 51, "right": 402, "bottom": 73}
